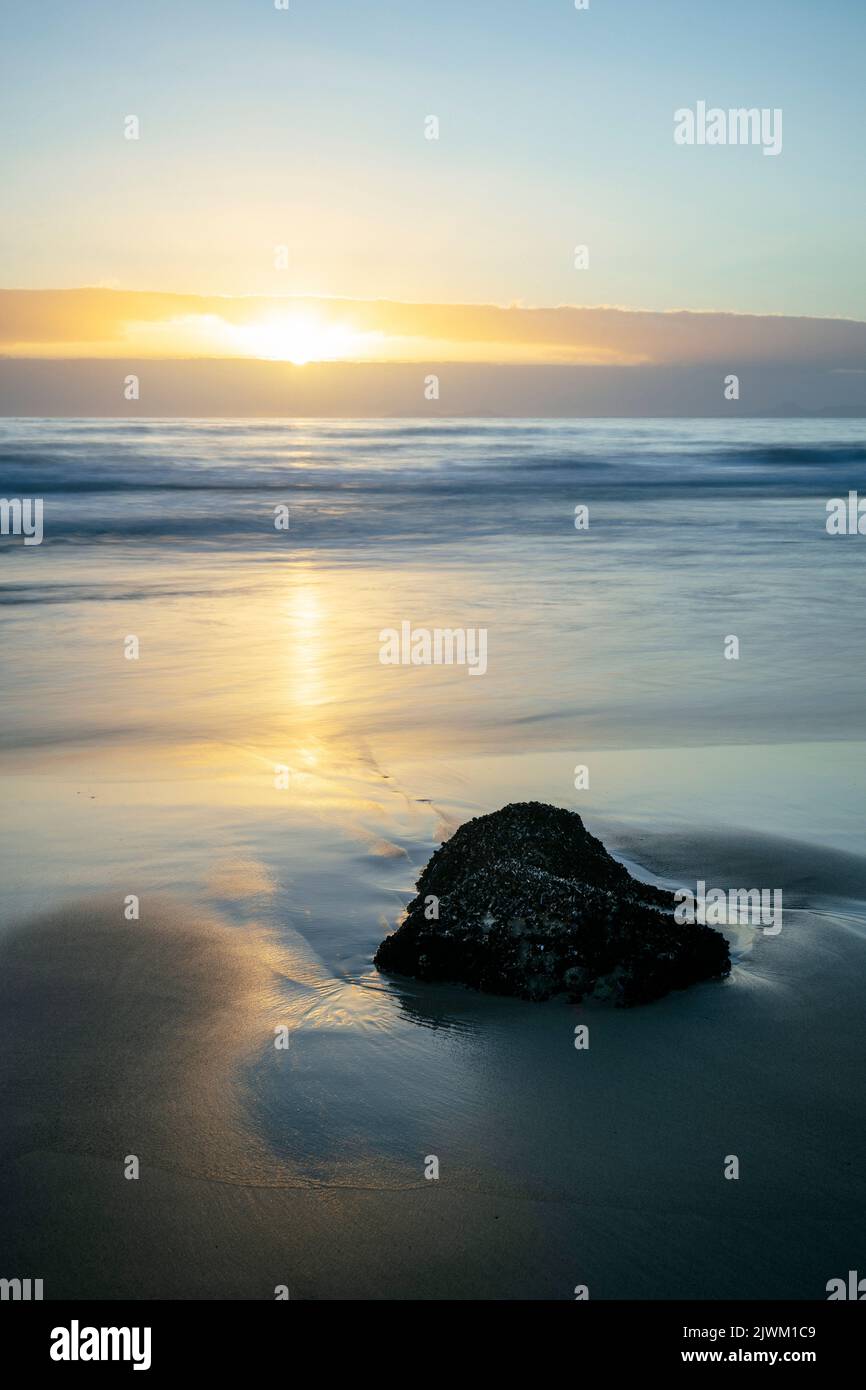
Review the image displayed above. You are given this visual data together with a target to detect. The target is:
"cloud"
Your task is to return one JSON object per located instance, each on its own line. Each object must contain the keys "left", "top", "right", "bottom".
{"left": 2, "top": 358, "right": 865, "bottom": 418}
{"left": 2, "top": 288, "right": 865, "bottom": 369}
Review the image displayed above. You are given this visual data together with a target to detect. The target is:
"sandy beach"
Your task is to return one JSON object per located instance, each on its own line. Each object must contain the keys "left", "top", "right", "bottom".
{"left": 2, "top": 760, "right": 865, "bottom": 1299}
{"left": 1, "top": 418, "right": 865, "bottom": 1299}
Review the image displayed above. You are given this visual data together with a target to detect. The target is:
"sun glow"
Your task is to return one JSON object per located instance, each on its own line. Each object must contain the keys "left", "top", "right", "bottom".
{"left": 224, "top": 312, "right": 369, "bottom": 365}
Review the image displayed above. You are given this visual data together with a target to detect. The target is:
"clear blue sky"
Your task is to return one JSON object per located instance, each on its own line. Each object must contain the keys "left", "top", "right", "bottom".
{"left": 2, "top": 0, "right": 864, "bottom": 317}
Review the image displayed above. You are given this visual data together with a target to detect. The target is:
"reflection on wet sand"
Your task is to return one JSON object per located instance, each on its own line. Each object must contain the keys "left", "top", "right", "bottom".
{"left": 2, "top": 421, "right": 866, "bottom": 1296}
{"left": 0, "top": 897, "right": 286, "bottom": 1183}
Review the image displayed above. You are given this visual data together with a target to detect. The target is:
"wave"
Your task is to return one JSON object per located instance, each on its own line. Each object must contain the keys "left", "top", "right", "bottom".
{"left": 0, "top": 419, "right": 863, "bottom": 555}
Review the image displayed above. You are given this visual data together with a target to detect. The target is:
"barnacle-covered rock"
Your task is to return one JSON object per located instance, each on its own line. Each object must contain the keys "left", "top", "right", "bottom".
{"left": 374, "top": 802, "right": 730, "bottom": 1006}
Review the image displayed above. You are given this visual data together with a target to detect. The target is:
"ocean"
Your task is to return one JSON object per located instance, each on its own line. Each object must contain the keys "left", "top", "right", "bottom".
{"left": 1, "top": 417, "right": 865, "bottom": 1298}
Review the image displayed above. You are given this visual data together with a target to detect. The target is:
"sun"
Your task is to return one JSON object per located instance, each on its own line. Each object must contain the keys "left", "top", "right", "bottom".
{"left": 226, "top": 312, "right": 364, "bottom": 365}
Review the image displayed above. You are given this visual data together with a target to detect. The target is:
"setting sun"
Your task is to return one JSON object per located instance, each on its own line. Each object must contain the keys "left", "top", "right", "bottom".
{"left": 223, "top": 312, "right": 370, "bottom": 365}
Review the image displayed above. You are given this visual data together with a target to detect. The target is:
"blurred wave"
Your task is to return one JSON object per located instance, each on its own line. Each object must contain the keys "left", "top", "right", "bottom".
{"left": 0, "top": 418, "right": 864, "bottom": 552}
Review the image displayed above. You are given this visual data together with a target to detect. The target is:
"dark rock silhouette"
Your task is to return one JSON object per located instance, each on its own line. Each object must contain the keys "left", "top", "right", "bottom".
{"left": 374, "top": 802, "right": 730, "bottom": 1006}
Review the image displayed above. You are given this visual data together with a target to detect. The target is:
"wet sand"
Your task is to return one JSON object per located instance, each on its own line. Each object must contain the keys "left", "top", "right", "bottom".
{"left": 2, "top": 419, "right": 865, "bottom": 1298}
{"left": 2, "top": 823, "right": 865, "bottom": 1300}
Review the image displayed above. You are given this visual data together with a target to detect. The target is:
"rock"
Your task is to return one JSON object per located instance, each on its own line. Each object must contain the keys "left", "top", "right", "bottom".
{"left": 374, "top": 802, "right": 730, "bottom": 1006}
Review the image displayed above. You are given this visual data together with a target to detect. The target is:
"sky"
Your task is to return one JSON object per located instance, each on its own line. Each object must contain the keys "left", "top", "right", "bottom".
{"left": 1, "top": 0, "right": 865, "bottom": 388}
